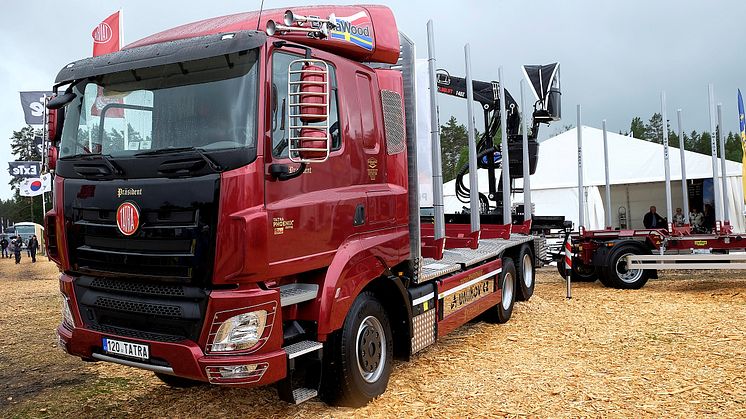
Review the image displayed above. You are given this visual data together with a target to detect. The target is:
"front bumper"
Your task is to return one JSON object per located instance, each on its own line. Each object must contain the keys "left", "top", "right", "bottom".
{"left": 57, "top": 273, "right": 287, "bottom": 386}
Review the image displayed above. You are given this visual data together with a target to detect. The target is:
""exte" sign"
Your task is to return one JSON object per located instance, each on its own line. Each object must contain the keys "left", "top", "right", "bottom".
{"left": 8, "top": 161, "right": 41, "bottom": 178}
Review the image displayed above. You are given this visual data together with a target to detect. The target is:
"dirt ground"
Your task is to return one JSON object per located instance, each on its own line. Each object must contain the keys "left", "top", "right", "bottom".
{"left": 1, "top": 257, "right": 745, "bottom": 418}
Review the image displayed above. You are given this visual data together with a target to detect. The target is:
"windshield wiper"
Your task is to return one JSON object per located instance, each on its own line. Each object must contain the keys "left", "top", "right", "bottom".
{"left": 65, "top": 153, "right": 124, "bottom": 176}
{"left": 135, "top": 147, "right": 223, "bottom": 171}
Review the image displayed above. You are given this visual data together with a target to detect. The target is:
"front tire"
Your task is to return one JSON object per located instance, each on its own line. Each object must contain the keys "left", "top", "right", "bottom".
{"left": 516, "top": 245, "right": 535, "bottom": 301}
{"left": 321, "top": 291, "right": 393, "bottom": 407}
{"left": 602, "top": 244, "right": 650, "bottom": 289}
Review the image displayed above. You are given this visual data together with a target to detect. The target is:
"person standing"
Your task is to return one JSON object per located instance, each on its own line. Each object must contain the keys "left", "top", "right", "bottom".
{"left": 0, "top": 236, "right": 8, "bottom": 258}
{"left": 643, "top": 205, "right": 666, "bottom": 229}
{"left": 672, "top": 208, "right": 685, "bottom": 227}
{"left": 690, "top": 207, "right": 705, "bottom": 233}
{"left": 11, "top": 236, "right": 22, "bottom": 264}
{"left": 28, "top": 235, "right": 39, "bottom": 263}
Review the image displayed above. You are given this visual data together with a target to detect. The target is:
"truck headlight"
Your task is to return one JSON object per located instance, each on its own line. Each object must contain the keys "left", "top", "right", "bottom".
{"left": 61, "top": 294, "right": 75, "bottom": 329}
{"left": 211, "top": 310, "right": 267, "bottom": 352}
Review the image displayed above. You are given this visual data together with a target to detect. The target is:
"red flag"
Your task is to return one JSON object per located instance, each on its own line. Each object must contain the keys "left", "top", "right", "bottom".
{"left": 92, "top": 11, "right": 121, "bottom": 57}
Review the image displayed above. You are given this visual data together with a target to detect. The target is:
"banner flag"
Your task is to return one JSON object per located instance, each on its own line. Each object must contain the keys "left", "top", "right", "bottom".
{"left": 19, "top": 174, "right": 52, "bottom": 197}
{"left": 8, "top": 161, "right": 41, "bottom": 178}
{"left": 92, "top": 11, "right": 121, "bottom": 57}
{"left": 19, "top": 91, "right": 54, "bottom": 125}
{"left": 738, "top": 89, "right": 746, "bottom": 207}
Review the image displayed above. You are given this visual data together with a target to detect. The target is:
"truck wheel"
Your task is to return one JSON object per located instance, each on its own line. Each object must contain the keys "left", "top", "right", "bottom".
{"left": 321, "top": 291, "right": 393, "bottom": 407}
{"left": 486, "top": 257, "right": 516, "bottom": 324}
{"left": 516, "top": 246, "right": 535, "bottom": 301}
{"left": 572, "top": 261, "right": 598, "bottom": 282}
{"left": 557, "top": 260, "right": 597, "bottom": 282}
{"left": 602, "top": 244, "right": 650, "bottom": 289}
{"left": 153, "top": 372, "right": 204, "bottom": 388}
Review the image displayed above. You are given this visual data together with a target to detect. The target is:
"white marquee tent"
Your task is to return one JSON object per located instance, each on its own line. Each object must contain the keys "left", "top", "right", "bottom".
{"left": 443, "top": 126, "right": 745, "bottom": 232}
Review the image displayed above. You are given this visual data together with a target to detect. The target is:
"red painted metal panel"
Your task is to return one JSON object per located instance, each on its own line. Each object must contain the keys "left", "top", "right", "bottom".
{"left": 125, "top": 6, "right": 400, "bottom": 64}
{"left": 436, "top": 259, "right": 503, "bottom": 337}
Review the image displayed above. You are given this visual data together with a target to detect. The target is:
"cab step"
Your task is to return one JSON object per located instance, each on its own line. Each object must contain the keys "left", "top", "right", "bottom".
{"left": 291, "top": 387, "right": 318, "bottom": 404}
{"left": 278, "top": 340, "right": 323, "bottom": 404}
{"left": 279, "top": 283, "right": 319, "bottom": 307}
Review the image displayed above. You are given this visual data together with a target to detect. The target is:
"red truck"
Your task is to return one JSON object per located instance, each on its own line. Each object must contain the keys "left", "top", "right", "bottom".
{"left": 45, "top": 5, "right": 560, "bottom": 405}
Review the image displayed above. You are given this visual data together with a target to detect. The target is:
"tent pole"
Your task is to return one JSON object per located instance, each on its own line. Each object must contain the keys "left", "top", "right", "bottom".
{"left": 677, "top": 109, "right": 690, "bottom": 224}
{"left": 498, "top": 66, "right": 511, "bottom": 225}
{"left": 602, "top": 120, "right": 611, "bottom": 228}
{"left": 520, "top": 80, "right": 531, "bottom": 221}
{"left": 717, "top": 103, "right": 729, "bottom": 223}
{"left": 708, "top": 83, "right": 723, "bottom": 222}
{"left": 576, "top": 105, "right": 584, "bottom": 229}
{"left": 662, "top": 92, "right": 673, "bottom": 224}
{"left": 426, "top": 20, "right": 445, "bottom": 241}
{"left": 464, "top": 44, "right": 480, "bottom": 233}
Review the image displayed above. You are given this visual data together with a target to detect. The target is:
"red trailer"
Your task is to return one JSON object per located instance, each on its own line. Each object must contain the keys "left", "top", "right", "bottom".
{"left": 45, "top": 5, "right": 561, "bottom": 405}
{"left": 559, "top": 222, "right": 746, "bottom": 289}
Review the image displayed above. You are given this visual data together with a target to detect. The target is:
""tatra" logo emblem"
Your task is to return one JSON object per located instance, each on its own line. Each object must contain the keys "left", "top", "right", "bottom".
{"left": 116, "top": 202, "right": 140, "bottom": 236}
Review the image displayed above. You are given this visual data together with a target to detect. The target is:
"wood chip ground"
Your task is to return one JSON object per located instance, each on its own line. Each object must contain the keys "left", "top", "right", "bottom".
{"left": 1, "top": 258, "right": 744, "bottom": 418}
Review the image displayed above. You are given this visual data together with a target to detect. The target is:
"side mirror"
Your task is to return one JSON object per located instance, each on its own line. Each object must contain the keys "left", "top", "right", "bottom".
{"left": 46, "top": 91, "right": 76, "bottom": 110}
{"left": 287, "top": 59, "right": 331, "bottom": 163}
{"left": 47, "top": 107, "right": 64, "bottom": 143}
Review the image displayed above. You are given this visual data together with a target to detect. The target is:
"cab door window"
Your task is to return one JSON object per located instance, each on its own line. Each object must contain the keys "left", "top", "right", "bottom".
{"left": 270, "top": 52, "right": 340, "bottom": 158}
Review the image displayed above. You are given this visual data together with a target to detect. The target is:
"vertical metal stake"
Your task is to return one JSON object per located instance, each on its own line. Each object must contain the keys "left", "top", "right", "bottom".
{"left": 576, "top": 105, "right": 585, "bottom": 229}
{"left": 602, "top": 120, "right": 611, "bottom": 228}
{"left": 661, "top": 92, "right": 673, "bottom": 223}
{"left": 426, "top": 20, "right": 445, "bottom": 240}
{"left": 708, "top": 84, "right": 723, "bottom": 221}
{"left": 717, "top": 103, "right": 729, "bottom": 222}
{"left": 498, "top": 67, "right": 511, "bottom": 225}
{"left": 677, "top": 109, "right": 690, "bottom": 224}
{"left": 520, "top": 80, "right": 532, "bottom": 221}
{"left": 464, "top": 44, "right": 480, "bottom": 233}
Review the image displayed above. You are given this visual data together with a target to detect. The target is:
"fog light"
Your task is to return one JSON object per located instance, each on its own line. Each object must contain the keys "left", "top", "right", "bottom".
{"left": 211, "top": 310, "right": 267, "bottom": 352}
{"left": 60, "top": 294, "right": 75, "bottom": 330}
{"left": 217, "top": 364, "right": 257, "bottom": 379}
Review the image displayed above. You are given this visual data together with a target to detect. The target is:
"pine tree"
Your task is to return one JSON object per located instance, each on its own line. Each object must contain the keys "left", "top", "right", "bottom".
{"left": 629, "top": 117, "right": 645, "bottom": 139}
{"left": 8, "top": 126, "right": 43, "bottom": 189}
{"left": 440, "top": 116, "right": 468, "bottom": 182}
{"left": 643, "top": 113, "right": 663, "bottom": 143}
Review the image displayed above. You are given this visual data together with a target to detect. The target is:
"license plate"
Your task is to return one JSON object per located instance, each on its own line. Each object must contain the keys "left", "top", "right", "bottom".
{"left": 103, "top": 338, "right": 150, "bottom": 360}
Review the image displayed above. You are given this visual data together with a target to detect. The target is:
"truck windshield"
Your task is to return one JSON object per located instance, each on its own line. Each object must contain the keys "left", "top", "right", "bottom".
{"left": 59, "top": 50, "right": 259, "bottom": 158}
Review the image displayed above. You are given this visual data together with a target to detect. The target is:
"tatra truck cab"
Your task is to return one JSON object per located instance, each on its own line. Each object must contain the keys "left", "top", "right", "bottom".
{"left": 46, "top": 5, "right": 560, "bottom": 405}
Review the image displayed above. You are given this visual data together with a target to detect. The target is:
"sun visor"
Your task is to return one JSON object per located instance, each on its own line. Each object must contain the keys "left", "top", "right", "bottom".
{"left": 55, "top": 30, "right": 267, "bottom": 84}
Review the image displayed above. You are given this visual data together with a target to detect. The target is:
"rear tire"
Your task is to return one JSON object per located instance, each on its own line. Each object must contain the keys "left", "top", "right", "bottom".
{"left": 557, "top": 259, "right": 598, "bottom": 282}
{"left": 486, "top": 257, "right": 516, "bottom": 324}
{"left": 602, "top": 244, "right": 650, "bottom": 289}
{"left": 154, "top": 372, "right": 204, "bottom": 388}
{"left": 516, "top": 245, "right": 535, "bottom": 301}
{"left": 320, "top": 291, "right": 393, "bottom": 407}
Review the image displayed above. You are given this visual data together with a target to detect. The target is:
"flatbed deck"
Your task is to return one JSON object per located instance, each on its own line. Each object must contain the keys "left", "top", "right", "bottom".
{"left": 421, "top": 234, "right": 534, "bottom": 282}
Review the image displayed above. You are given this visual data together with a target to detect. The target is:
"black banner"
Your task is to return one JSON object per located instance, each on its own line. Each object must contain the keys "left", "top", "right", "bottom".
{"left": 34, "top": 136, "right": 44, "bottom": 154}
{"left": 19, "top": 91, "right": 53, "bottom": 125}
{"left": 8, "top": 161, "right": 42, "bottom": 178}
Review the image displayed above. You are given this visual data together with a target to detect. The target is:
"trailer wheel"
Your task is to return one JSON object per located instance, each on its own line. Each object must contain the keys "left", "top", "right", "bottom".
{"left": 153, "top": 372, "right": 204, "bottom": 388}
{"left": 557, "top": 259, "right": 597, "bottom": 282}
{"left": 486, "top": 257, "right": 516, "bottom": 324}
{"left": 516, "top": 246, "right": 535, "bottom": 301}
{"left": 602, "top": 244, "right": 650, "bottom": 289}
{"left": 321, "top": 291, "right": 393, "bottom": 407}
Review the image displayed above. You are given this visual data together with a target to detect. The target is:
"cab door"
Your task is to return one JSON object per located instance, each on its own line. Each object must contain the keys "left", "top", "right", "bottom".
{"left": 264, "top": 49, "right": 368, "bottom": 274}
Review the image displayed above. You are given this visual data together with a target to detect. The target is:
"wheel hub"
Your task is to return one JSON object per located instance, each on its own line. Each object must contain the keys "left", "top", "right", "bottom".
{"left": 356, "top": 316, "right": 386, "bottom": 383}
{"left": 616, "top": 252, "right": 643, "bottom": 283}
{"left": 522, "top": 253, "right": 533, "bottom": 288}
{"left": 502, "top": 272, "right": 514, "bottom": 310}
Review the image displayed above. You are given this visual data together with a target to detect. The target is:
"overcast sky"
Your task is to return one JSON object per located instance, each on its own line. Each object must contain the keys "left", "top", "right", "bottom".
{"left": 1, "top": 0, "right": 745, "bottom": 200}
